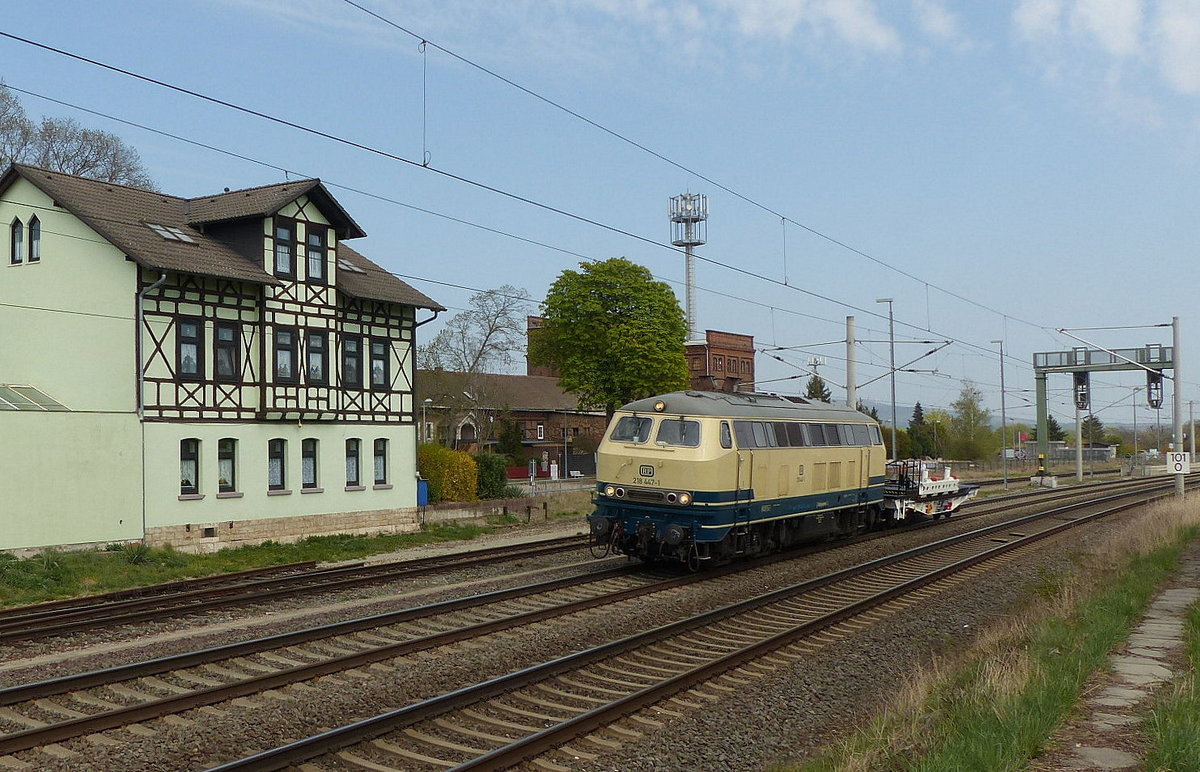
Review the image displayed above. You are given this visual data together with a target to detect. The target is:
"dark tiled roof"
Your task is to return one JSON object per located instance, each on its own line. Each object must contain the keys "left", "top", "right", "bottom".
{"left": 2, "top": 164, "right": 275, "bottom": 285}
{"left": 416, "top": 370, "right": 596, "bottom": 413}
{"left": 1, "top": 164, "right": 439, "bottom": 308}
{"left": 338, "top": 243, "right": 443, "bottom": 310}
{"left": 186, "top": 178, "right": 366, "bottom": 239}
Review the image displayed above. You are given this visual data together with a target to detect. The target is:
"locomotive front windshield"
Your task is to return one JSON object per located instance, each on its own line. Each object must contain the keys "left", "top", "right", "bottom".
{"left": 611, "top": 416, "right": 653, "bottom": 443}
{"left": 655, "top": 418, "right": 700, "bottom": 447}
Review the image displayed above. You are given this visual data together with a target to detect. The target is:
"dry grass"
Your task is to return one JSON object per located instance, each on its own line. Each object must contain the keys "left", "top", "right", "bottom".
{"left": 796, "top": 497, "right": 1200, "bottom": 772}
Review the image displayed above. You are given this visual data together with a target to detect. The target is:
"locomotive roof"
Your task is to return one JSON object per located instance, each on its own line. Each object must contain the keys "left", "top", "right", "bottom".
{"left": 619, "top": 391, "right": 877, "bottom": 422}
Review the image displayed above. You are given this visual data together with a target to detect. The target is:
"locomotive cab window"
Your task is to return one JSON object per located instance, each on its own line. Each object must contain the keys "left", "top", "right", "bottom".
{"left": 611, "top": 416, "right": 653, "bottom": 443}
{"left": 719, "top": 421, "right": 733, "bottom": 449}
{"left": 656, "top": 418, "right": 700, "bottom": 447}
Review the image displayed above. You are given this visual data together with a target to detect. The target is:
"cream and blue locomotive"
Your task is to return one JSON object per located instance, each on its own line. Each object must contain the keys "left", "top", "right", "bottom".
{"left": 588, "top": 390, "right": 891, "bottom": 568}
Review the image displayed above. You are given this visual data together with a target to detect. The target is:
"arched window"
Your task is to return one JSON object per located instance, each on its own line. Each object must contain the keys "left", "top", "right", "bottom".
{"left": 28, "top": 216, "right": 40, "bottom": 263}
{"left": 9, "top": 219, "right": 22, "bottom": 265}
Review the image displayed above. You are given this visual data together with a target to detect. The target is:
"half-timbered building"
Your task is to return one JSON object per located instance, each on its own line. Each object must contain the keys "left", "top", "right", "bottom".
{"left": 0, "top": 163, "right": 442, "bottom": 552}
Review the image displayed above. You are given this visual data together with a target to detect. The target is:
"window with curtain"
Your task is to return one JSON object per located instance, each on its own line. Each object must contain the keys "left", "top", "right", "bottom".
{"left": 302, "top": 438, "right": 318, "bottom": 489}
{"left": 180, "top": 438, "right": 199, "bottom": 495}
{"left": 268, "top": 438, "right": 286, "bottom": 490}
{"left": 373, "top": 439, "right": 388, "bottom": 485}
{"left": 218, "top": 438, "right": 236, "bottom": 493}
{"left": 346, "top": 438, "right": 361, "bottom": 486}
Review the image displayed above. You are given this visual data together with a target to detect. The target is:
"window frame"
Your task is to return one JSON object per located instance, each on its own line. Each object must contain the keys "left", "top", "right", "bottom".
{"left": 268, "top": 438, "right": 287, "bottom": 491}
{"left": 27, "top": 216, "right": 40, "bottom": 263}
{"left": 346, "top": 438, "right": 361, "bottom": 486}
{"left": 373, "top": 438, "right": 388, "bottom": 485}
{"left": 369, "top": 338, "right": 390, "bottom": 391}
{"left": 273, "top": 217, "right": 296, "bottom": 279}
{"left": 306, "top": 330, "right": 328, "bottom": 385}
{"left": 218, "top": 438, "right": 237, "bottom": 493}
{"left": 180, "top": 438, "right": 199, "bottom": 495}
{"left": 305, "top": 225, "right": 326, "bottom": 284}
{"left": 275, "top": 327, "right": 298, "bottom": 383}
{"left": 214, "top": 321, "right": 240, "bottom": 382}
{"left": 9, "top": 218, "right": 22, "bottom": 265}
{"left": 301, "top": 438, "right": 319, "bottom": 489}
{"left": 342, "top": 335, "right": 362, "bottom": 389}
{"left": 177, "top": 317, "right": 204, "bottom": 381}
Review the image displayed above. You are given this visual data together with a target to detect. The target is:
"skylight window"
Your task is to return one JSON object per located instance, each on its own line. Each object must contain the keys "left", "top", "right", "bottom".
{"left": 146, "top": 223, "right": 196, "bottom": 243}
{"left": 337, "top": 257, "right": 366, "bottom": 274}
{"left": 0, "top": 385, "right": 68, "bottom": 411}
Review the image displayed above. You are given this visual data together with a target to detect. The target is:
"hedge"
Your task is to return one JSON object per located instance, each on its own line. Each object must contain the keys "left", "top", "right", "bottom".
{"left": 474, "top": 452, "right": 509, "bottom": 499}
{"left": 418, "top": 443, "right": 478, "bottom": 503}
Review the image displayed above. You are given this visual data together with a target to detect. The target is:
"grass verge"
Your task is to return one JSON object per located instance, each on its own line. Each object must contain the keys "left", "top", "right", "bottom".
{"left": 1143, "top": 592, "right": 1200, "bottom": 770}
{"left": 784, "top": 499, "right": 1200, "bottom": 772}
{"left": 0, "top": 521, "right": 502, "bottom": 608}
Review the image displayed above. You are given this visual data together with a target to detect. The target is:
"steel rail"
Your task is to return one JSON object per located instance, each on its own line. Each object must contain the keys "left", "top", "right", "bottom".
{"left": 0, "top": 535, "right": 587, "bottom": 642}
{"left": 0, "top": 478, "right": 1173, "bottom": 760}
{"left": 202, "top": 482, "right": 1176, "bottom": 771}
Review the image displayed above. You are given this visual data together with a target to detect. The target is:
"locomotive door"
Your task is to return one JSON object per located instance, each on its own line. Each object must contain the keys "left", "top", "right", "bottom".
{"left": 860, "top": 447, "right": 871, "bottom": 488}
{"left": 736, "top": 450, "right": 753, "bottom": 501}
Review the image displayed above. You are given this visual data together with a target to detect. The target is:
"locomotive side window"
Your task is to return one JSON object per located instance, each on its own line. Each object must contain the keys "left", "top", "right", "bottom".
{"left": 869, "top": 425, "right": 884, "bottom": 445}
{"left": 786, "top": 423, "right": 807, "bottom": 446}
{"left": 772, "top": 422, "right": 790, "bottom": 447}
{"left": 656, "top": 418, "right": 701, "bottom": 447}
{"left": 807, "top": 424, "right": 827, "bottom": 445}
{"left": 611, "top": 416, "right": 653, "bottom": 443}
{"left": 824, "top": 424, "right": 843, "bottom": 445}
{"left": 751, "top": 421, "right": 774, "bottom": 447}
{"left": 720, "top": 421, "right": 733, "bottom": 449}
{"left": 734, "top": 421, "right": 755, "bottom": 447}
{"left": 852, "top": 424, "right": 872, "bottom": 445}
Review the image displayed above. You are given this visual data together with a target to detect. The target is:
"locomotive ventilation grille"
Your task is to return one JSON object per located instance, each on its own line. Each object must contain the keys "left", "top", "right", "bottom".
{"left": 626, "top": 489, "right": 665, "bottom": 503}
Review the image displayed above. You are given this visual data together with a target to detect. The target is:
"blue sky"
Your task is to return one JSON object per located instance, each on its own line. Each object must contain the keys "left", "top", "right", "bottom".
{"left": 4, "top": 0, "right": 1200, "bottom": 433}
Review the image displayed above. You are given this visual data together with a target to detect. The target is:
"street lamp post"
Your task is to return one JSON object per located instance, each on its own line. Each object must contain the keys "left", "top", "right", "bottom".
{"left": 992, "top": 339, "right": 1008, "bottom": 489}
{"left": 562, "top": 407, "right": 570, "bottom": 480}
{"left": 876, "top": 297, "right": 897, "bottom": 460}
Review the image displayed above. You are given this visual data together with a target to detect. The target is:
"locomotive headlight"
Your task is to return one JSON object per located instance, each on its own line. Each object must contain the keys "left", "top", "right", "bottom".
{"left": 653, "top": 400, "right": 666, "bottom": 412}
{"left": 678, "top": 492, "right": 692, "bottom": 506}
{"left": 604, "top": 485, "right": 616, "bottom": 497}
{"left": 615, "top": 487, "right": 626, "bottom": 498}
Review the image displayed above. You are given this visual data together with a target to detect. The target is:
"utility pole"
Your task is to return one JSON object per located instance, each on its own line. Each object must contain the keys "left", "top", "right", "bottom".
{"left": 876, "top": 298, "right": 896, "bottom": 460}
{"left": 846, "top": 316, "right": 856, "bottom": 409}
{"left": 1173, "top": 316, "right": 1184, "bottom": 498}
{"left": 992, "top": 339, "right": 1008, "bottom": 489}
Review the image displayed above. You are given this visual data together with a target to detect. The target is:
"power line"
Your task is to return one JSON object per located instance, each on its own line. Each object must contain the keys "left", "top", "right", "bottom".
{"left": 0, "top": 34, "right": 1059, "bottom": 366}
{"left": 339, "top": 0, "right": 1030, "bottom": 329}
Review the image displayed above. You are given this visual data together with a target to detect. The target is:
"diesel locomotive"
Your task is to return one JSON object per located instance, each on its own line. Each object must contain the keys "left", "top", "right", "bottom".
{"left": 587, "top": 390, "right": 976, "bottom": 568}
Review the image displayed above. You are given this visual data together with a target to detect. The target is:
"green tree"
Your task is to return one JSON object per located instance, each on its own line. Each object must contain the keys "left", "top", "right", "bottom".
{"left": 1082, "top": 414, "right": 1105, "bottom": 444}
{"left": 856, "top": 400, "right": 881, "bottom": 422}
{"left": 804, "top": 374, "right": 832, "bottom": 402}
{"left": 1030, "top": 415, "right": 1066, "bottom": 442}
{"left": 908, "top": 401, "right": 935, "bottom": 457}
{"left": 495, "top": 418, "right": 524, "bottom": 464}
{"left": 529, "top": 258, "right": 689, "bottom": 420}
{"left": 949, "top": 381, "right": 992, "bottom": 460}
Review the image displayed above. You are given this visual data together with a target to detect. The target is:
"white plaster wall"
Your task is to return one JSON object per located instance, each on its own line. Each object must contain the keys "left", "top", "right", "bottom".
{"left": 0, "top": 412, "right": 143, "bottom": 550}
{"left": 143, "top": 422, "right": 417, "bottom": 529}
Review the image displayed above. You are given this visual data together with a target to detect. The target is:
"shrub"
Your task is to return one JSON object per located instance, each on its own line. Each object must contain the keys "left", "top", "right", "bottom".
{"left": 475, "top": 452, "right": 510, "bottom": 499}
{"left": 419, "top": 443, "right": 478, "bottom": 503}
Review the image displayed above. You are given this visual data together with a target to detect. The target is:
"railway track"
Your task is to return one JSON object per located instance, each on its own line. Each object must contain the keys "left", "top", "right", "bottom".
{"left": 0, "top": 476, "right": 1179, "bottom": 769}
{"left": 0, "top": 535, "right": 588, "bottom": 644}
{"left": 204, "top": 479, "right": 1181, "bottom": 771}
{"left": 0, "top": 473, "right": 1146, "bottom": 647}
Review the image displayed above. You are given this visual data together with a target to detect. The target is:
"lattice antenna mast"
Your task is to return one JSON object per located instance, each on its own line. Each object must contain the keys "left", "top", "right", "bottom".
{"left": 670, "top": 194, "right": 707, "bottom": 341}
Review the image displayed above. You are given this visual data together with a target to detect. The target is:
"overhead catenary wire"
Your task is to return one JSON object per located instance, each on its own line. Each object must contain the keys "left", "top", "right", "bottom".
{"left": 0, "top": 33, "right": 1063, "bottom": 369}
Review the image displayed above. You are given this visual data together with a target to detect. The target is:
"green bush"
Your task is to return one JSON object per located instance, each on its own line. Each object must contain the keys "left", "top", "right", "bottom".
{"left": 419, "top": 443, "right": 478, "bottom": 503}
{"left": 475, "top": 452, "right": 510, "bottom": 499}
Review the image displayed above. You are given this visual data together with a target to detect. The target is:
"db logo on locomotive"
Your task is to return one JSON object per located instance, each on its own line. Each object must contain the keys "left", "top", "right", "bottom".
{"left": 639, "top": 465, "right": 655, "bottom": 478}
